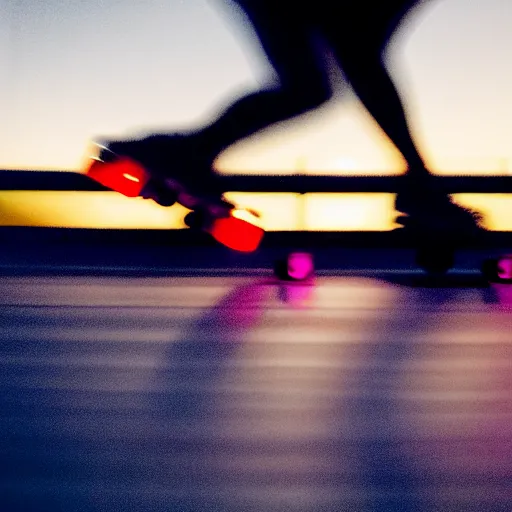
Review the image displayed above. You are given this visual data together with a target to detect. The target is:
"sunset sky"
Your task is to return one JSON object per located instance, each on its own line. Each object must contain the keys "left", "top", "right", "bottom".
{"left": 1, "top": 0, "right": 511, "bottom": 175}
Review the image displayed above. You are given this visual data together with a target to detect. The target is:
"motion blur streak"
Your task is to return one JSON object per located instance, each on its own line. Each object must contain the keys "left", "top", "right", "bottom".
{"left": 2, "top": 273, "right": 512, "bottom": 510}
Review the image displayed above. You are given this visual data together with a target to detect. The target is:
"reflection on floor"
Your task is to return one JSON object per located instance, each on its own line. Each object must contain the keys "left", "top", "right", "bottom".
{"left": 2, "top": 273, "right": 512, "bottom": 511}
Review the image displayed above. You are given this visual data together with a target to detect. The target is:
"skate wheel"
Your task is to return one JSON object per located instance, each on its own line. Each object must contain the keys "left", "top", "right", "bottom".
{"left": 156, "top": 188, "right": 179, "bottom": 207}
{"left": 416, "top": 247, "right": 454, "bottom": 275}
{"left": 142, "top": 181, "right": 179, "bottom": 207}
{"left": 184, "top": 210, "right": 206, "bottom": 230}
{"left": 86, "top": 157, "right": 149, "bottom": 197}
{"left": 274, "top": 252, "right": 314, "bottom": 281}
{"left": 274, "top": 259, "right": 289, "bottom": 280}
{"left": 482, "top": 256, "right": 512, "bottom": 283}
{"left": 210, "top": 216, "right": 264, "bottom": 252}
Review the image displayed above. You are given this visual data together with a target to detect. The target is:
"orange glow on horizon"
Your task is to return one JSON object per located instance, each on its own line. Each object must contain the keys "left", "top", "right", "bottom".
{"left": 1, "top": 190, "right": 512, "bottom": 232}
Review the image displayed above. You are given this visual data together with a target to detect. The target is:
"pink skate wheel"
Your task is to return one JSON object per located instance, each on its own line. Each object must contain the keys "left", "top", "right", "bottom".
{"left": 210, "top": 216, "right": 264, "bottom": 252}
{"left": 86, "top": 157, "right": 149, "bottom": 197}
{"left": 497, "top": 256, "right": 512, "bottom": 280}
{"left": 287, "top": 252, "right": 314, "bottom": 280}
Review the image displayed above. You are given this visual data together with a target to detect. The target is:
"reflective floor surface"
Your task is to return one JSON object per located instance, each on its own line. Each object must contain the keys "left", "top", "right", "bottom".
{"left": 2, "top": 271, "right": 512, "bottom": 511}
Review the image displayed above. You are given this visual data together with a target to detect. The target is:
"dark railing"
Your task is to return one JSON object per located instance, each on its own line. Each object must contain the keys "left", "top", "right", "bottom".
{"left": 2, "top": 170, "right": 512, "bottom": 193}
{"left": 2, "top": 170, "right": 512, "bottom": 254}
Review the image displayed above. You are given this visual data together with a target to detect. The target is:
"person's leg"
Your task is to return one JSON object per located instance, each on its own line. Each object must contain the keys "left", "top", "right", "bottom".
{"left": 105, "top": 1, "right": 332, "bottom": 206}
{"left": 195, "top": 1, "right": 333, "bottom": 161}
{"left": 321, "top": 0, "right": 482, "bottom": 230}
{"left": 340, "top": 58, "right": 427, "bottom": 173}
{"left": 323, "top": 1, "right": 428, "bottom": 174}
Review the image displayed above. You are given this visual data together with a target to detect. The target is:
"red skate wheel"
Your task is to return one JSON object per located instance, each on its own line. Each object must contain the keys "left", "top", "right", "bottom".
{"left": 86, "top": 157, "right": 150, "bottom": 197}
{"left": 210, "top": 216, "right": 264, "bottom": 252}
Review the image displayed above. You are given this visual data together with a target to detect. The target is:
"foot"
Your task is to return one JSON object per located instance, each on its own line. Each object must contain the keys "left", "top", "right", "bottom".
{"left": 395, "top": 174, "right": 484, "bottom": 237}
{"left": 97, "top": 133, "right": 230, "bottom": 212}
